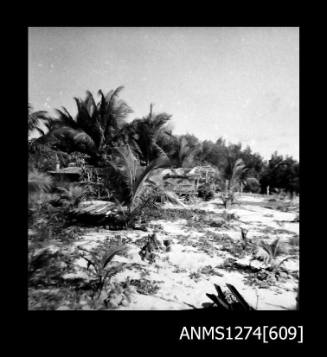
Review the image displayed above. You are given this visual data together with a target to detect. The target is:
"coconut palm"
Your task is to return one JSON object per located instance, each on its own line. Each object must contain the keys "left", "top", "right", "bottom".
{"left": 219, "top": 158, "right": 247, "bottom": 207}
{"left": 110, "top": 145, "right": 170, "bottom": 208}
{"left": 227, "top": 158, "right": 247, "bottom": 191}
{"left": 28, "top": 103, "right": 50, "bottom": 137}
{"left": 35, "top": 87, "right": 133, "bottom": 158}
{"left": 104, "top": 145, "right": 170, "bottom": 225}
{"left": 121, "top": 104, "right": 171, "bottom": 165}
{"left": 168, "top": 135, "right": 202, "bottom": 168}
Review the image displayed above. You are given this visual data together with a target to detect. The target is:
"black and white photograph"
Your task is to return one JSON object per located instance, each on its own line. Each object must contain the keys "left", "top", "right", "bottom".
{"left": 28, "top": 27, "right": 299, "bottom": 311}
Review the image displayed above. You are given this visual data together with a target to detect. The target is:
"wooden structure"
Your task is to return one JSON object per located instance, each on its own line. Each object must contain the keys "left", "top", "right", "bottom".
{"left": 148, "top": 166, "right": 219, "bottom": 197}
{"left": 48, "top": 166, "right": 82, "bottom": 182}
{"left": 188, "top": 165, "right": 219, "bottom": 187}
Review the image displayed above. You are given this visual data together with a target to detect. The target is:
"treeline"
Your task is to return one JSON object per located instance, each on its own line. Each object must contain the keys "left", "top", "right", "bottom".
{"left": 28, "top": 87, "right": 299, "bottom": 195}
{"left": 157, "top": 132, "right": 299, "bottom": 195}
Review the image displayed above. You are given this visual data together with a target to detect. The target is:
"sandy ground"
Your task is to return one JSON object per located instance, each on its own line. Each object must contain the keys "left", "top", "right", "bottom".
{"left": 52, "top": 193, "right": 299, "bottom": 310}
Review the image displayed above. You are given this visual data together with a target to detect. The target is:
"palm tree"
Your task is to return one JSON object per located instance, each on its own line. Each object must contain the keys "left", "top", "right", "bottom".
{"left": 28, "top": 103, "right": 50, "bottom": 137}
{"left": 105, "top": 145, "right": 170, "bottom": 224}
{"left": 220, "top": 158, "right": 247, "bottom": 207}
{"left": 226, "top": 158, "right": 247, "bottom": 192}
{"left": 35, "top": 87, "right": 133, "bottom": 159}
{"left": 168, "top": 135, "right": 202, "bottom": 168}
{"left": 121, "top": 103, "right": 171, "bottom": 165}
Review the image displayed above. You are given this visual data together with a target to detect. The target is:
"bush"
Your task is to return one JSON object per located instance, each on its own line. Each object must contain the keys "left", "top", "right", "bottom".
{"left": 198, "top": 184, "right": 214, "bottom": 201}
{"left": 29, "top": 143, "right": 71, "bottom": 172}
{"left": 243, "top": 177, "right": 261, "bottom": 193}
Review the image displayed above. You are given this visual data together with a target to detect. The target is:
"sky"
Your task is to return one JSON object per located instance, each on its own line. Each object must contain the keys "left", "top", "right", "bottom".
{"left": 28, "top": 27, "right": 299, "bottom": 160}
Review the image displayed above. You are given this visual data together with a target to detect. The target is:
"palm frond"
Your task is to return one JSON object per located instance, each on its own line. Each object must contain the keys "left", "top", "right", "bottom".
{"left": 73, "top": 93, "right": 104, "bottom": 149}
{"left": 101, "top": 245, "right": 127, "bottom": 269}
{"left": 270, "top": 238, "right": 281, "bottom": 258}
{"left": 114, "top": 145, "right": 139, "bottom": 200}
{"left": 54, "top": 107, "right": 78, "bottom": 129}
{"left": 132, "top": 156, "right": 170, "bottom": 209}
{"left": 35, "top": 127, "right": 45, "bottom": 136}
{"left": 85, "top": 90, "right": 97, "bottom": 117}
{"left": 276, "top": 255, "right": 297, "bottom": 269}
{"left": 28, "top": 109, "right": 50, "bottom": 133}
{"left": 226, "top": 283, "right": 253, "bottom": 310}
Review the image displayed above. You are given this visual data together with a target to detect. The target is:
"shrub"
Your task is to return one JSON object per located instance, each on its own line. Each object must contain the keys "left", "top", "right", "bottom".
{"left": 252, "top": 238, "right": 296, "bottom": 272}
{"left": 77, "top": 242, "right": 127, "bottom": 297}
{"left": 221, "top": 210, "right": 238, "bottom": 221}
{"left": 198, "top": 184, "right": 214, "bottom": 201}
{"left": 139, "top": 233, "right": 162, "bottom": 263}
{"left": 243, "top": 177, "right": 260, "bottom": 193}
{"left": 56, "top": 185, "right": 88, "bottom": 208}
{"left": 221, "top": 191, "right": 234, "bottom": 208}
{"left": 28, "top": 143, "right": 71, "bottom": 172}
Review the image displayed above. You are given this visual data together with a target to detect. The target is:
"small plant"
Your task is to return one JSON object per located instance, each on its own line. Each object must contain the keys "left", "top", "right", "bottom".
{"left": 221, "top": 210, "right": 238, "bottom": 221}
{"left": 254, "top": 238, "right": 296, "bottom": 272}
{"left": 198, "top": 183, "right": 214, "bottom": 201}
{"left": 56, "top": 185, "right": 88, "bottom": 208}
{"left": 139, "top": 233, "right": 162, "bottom": 262}
{"left": 77, "top": 243, "right": 127, "bottom": 297}
{"left": 189, "top": 271, "right": 202, "bottom": 282}
{"left": 221, "top": 191, "right": 234, "bottom": 208}
{"left": 103, "top": 280, "right": 135, "bottom": 308}
{"left": 129, "top": 279, "right": 160, "bottom": 295}
{"left": 240, "top": 227, "right": 249, "bottom": 249}
{"left": 163, "top": 239, "right": 172, "bottom": 252}
{"left": 208, "top": 217, "right": 227, "bottom": 228}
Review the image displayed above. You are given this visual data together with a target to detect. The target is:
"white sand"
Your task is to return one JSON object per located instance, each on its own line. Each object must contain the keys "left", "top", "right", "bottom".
{"left": 52, "top": 193, "right": 299, "bottom": 310}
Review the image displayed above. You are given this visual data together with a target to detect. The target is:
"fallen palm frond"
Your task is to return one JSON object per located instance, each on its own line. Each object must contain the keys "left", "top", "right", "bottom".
{"left": 205, "top": 283, "right": 255, "bottom": 311}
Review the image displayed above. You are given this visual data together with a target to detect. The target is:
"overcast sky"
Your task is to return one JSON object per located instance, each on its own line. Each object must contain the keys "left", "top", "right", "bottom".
{"left": 28, "top": 27, "right": 299, "bottom": 160}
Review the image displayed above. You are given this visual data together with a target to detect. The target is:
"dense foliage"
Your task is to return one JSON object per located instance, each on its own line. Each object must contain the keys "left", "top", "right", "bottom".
{"left": 29, "top": 86, "right": 299, "bottom": 195}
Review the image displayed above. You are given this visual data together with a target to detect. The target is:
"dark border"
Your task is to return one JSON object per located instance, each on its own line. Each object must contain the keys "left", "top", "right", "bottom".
{"left": 18, "top": 22, "right": 309, "bottom": 348}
